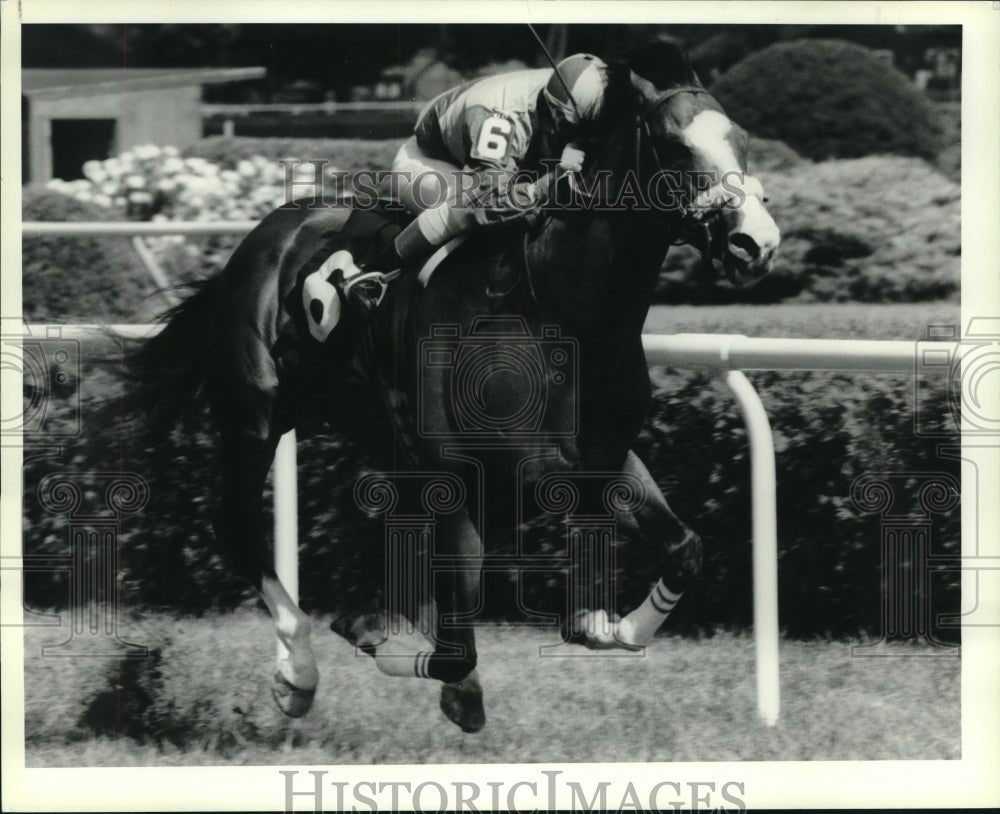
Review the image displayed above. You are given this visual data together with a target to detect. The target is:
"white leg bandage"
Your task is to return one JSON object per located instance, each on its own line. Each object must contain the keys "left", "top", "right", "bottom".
{"left": 617, "top": 579, "right": 682, "bottom": 647}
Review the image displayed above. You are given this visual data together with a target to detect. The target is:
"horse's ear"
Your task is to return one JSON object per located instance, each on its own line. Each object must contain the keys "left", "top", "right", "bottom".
{"left": 628, "top": 69, "right": 661, "bottom": 109}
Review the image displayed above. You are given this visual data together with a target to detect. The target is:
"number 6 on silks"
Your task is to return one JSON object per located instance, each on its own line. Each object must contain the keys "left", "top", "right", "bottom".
{"left": 472, "top": 114, "right": 514, "bottom": 162}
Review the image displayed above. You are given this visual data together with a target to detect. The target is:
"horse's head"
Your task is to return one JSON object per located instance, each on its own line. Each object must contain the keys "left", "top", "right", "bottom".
{"left": 611, "top": 39, "right": 780, "bottom": 285}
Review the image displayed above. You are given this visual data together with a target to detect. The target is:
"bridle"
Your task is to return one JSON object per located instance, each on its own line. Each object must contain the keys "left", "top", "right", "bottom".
{"left": 636, "top": 84, "right": 726, "bottom": 273}
{"left": 557, "top": 84, "right": 742, "bottom": 276}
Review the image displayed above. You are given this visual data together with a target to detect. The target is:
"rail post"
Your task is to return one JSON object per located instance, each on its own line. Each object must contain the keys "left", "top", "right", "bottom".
{"left": 724, "top": 370, "right": 780, "bottom": 726}
{"left": 273, "top": 430, "right": 298, "bottom": 663}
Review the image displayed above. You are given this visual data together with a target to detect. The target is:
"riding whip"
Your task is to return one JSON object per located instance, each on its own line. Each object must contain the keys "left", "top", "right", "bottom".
{"left": 526, "top": 23, "right": 584, "bottom": 123}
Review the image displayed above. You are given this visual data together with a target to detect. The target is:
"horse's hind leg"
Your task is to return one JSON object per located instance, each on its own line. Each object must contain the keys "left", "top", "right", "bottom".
{"left": 565, "top": 450, "right": 702, "bottom": 650}
{"left": 332, "top": 508, "right": 486, "bottom": 732}
{"left": 214, "top": 425, "right": 319, "bottom": 717}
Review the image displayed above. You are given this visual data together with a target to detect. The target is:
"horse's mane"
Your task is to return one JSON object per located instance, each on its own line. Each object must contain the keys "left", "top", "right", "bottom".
{"left": 618, "top": 37, "right": 700, "bottom": 88}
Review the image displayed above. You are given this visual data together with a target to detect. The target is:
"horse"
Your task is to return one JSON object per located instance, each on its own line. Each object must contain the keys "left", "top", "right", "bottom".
{"left": 122, "top": 39, "right": 779, "bottom": 733}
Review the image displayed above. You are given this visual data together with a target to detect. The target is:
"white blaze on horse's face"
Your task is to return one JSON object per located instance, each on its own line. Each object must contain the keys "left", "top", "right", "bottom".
{"left": 681, "top": 110, "right": 780, "bottom": 277}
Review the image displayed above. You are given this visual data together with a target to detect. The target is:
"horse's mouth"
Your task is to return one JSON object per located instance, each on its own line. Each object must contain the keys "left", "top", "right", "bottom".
{"left": 722, "top": 243, "right": 775, "bottom": 287}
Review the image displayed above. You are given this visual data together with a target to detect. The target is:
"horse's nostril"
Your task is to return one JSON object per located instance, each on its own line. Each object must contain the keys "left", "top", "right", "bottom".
{"left": 728, "top": 233, "right": 760, "bottom": 260}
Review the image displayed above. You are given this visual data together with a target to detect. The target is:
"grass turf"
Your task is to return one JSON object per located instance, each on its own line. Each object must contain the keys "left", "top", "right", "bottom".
{"left": 23, "top": 611, "right": 959, "bottom": 766}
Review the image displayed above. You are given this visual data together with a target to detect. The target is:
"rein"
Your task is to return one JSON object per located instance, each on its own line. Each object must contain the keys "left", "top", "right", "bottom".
{"left": 544, "top": 84, "right": 720, "bottom": 280}
{"left": 522, "top": 85, "right": 738, "bottom": 304}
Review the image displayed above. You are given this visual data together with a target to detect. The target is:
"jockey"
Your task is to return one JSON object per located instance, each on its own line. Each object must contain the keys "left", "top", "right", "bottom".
{"left": 345, "top": 53, "right": 609, "bottom": 311}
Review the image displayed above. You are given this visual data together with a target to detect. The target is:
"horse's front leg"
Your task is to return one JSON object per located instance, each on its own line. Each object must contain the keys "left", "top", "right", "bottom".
{"left": 427, "top": 509, "right": 485, "bottom": 732}
{"left": 565, "top": 450, "right": 702, "bottom": 650}
{"left": 214, "top": 428, "right": 319, "bottom": 717}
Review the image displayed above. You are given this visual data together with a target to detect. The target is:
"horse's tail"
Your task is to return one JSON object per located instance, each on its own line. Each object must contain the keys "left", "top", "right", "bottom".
{"left": 112, "top": 277, "right": 221, "bottom": 440}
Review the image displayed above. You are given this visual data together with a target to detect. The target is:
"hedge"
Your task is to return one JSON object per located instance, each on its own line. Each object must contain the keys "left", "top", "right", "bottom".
{"left": 21, "top": 189, "right": 158, "bottom": 321}
{"left": 658, "top": 155, "right": 959, "bottom": 304}
{"left": 711, "top": 39, "right": 943, "bottom": 162}
{"left": 21, "top": 318, "right": 960, "bottom": 641}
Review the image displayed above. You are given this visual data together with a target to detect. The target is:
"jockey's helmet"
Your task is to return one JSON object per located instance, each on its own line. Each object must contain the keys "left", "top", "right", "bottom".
{"left": 541, "top": 53, "right": 609, "bottom": 129}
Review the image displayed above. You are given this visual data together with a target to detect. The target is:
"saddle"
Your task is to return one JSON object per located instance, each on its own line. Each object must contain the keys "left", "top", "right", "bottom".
{"left": 297, "top": 202, "right": 532, "bottom": 343}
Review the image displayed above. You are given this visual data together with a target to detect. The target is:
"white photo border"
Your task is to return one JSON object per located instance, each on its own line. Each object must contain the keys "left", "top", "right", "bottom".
{"left": 2, "top": 1, "right": 997, "bottom": 811}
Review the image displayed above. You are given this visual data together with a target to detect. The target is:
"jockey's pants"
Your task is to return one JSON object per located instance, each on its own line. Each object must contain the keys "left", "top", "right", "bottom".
{"left": 389, "top": 137, "right": 477, "bottom": 263}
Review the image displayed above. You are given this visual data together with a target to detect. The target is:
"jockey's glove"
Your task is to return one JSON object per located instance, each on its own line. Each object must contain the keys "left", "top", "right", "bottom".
{"left": 559, "top": 142, "right": 586, "bottom": 173}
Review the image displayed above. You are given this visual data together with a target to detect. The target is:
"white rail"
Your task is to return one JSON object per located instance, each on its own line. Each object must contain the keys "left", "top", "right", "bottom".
{"left": 22, "top": 221, "right": 258, "bottom": 237}
{"left": 202, "top": 101, "right": 425, "bottom": 116}
{"left": 14, "top": 323, "right": 949, "bottom": 727}
{"left": 644, "top": 333, "right": 918, "bottom": 372}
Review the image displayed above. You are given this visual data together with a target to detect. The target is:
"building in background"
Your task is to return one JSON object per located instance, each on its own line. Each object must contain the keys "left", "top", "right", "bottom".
{"left": 21, "top": 67, "right": 264, "bottom": 183}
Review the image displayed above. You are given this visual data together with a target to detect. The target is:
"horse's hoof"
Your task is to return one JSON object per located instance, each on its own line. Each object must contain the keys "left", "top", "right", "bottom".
{"left": 271, "top": 671, "right": 317, "bottom": 718}
{"left": 560, "top": 609, "right": 592, "bottom": 647}
{"left": 330, "top": 612, "right": 387, "bottom": 648}
{"left": 439, "top": 671, "right": 485, "bottom": 733}
{"left": 562, "top": 609, "right": 642, "bottom": 651}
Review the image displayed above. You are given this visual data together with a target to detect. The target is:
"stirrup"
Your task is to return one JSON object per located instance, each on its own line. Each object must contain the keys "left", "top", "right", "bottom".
{"left": 341, "top": 269, "right": 400, "bottom": 314}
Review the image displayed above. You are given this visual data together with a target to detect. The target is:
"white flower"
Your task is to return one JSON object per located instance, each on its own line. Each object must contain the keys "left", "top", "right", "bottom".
{"left": 162, "top": 156, "right": 185, "bottom": 174}
{"left": 103, "top": 157, "right": 123, "bottom": 177}
{"left": 75, "top": 190, "right": 93, "bottom": 202}
{"left": 92, "top": 193, "right": 112, "bottom": 207}
{"left": 119, "top": 151, "right": 136, "bottom": 166}
{"left": 163, "top": 145, "right": 180, "bottom": 157}
{"left": 45, "top": 178, "right": 67, "bottom": 191}
{"left": 134, "top": 144, "right": 161, "bottom": 161}
{"left": 82, "top": 160, "right": 107, "bottom": 183}
{"left": 157, "top": 178, "right": 178, "bottom": 193}
{"left": 100, "top": 181, "right": 118, "bottom": 196}
{"left": 128, "top": 190, "right": 153, "bottom": 204}
{"left": 126, "top": 174, "right": 146, "bottom": 189}
{"left": 237, "top": 160, "right": 256, "bottom": 177}
{"left": 220, "top": 169, "right": 240, "bottom": 183}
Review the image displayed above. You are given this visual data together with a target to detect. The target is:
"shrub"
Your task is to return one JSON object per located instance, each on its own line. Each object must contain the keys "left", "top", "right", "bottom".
{"left": 21, "top": 189, "right": 155, "bottom": 321}
{"left": 711, "top": 39, "right": 943, "bottom": 161}
{"left": 759, "top": 156, "right": 959, "bottom": 303}
{"left": 747, "top": 137, "right": 805, "bottom": 174}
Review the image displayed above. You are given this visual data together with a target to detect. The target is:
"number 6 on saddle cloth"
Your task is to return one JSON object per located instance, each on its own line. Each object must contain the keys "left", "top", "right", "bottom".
{"left": 298, "top": 206, "right": 405, "bottom": 342}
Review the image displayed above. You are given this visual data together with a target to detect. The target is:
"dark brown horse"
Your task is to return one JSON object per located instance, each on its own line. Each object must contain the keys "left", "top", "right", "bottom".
{"left": 123, "top": 40, "right": 779, "bottom": 732}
